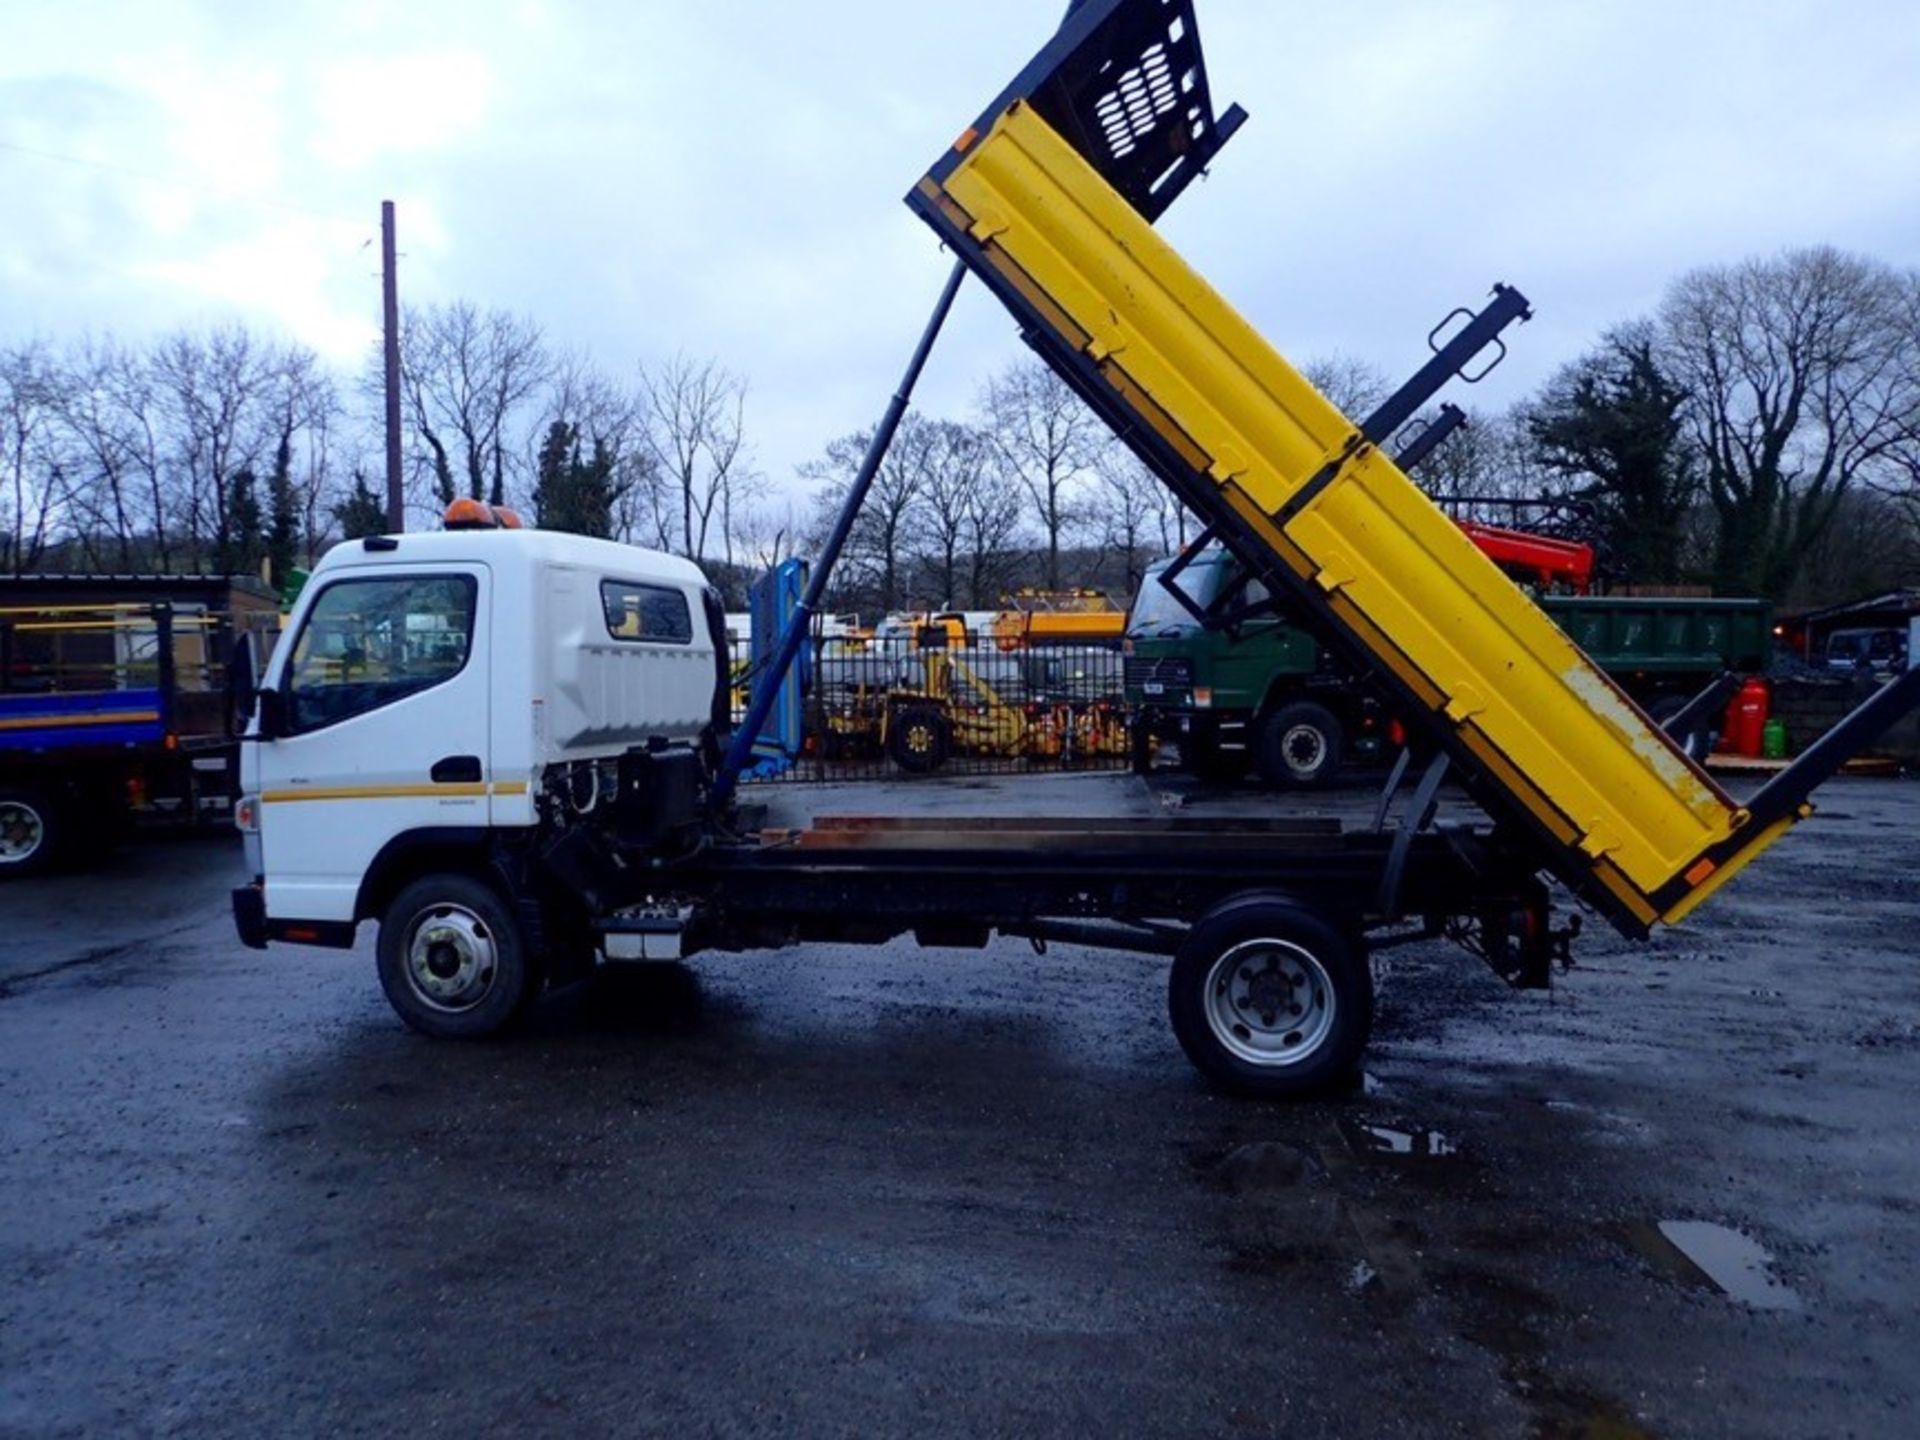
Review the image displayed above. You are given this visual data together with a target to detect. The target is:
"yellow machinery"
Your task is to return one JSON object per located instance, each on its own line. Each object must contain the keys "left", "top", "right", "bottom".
{"left": 856, "top": 642, "right": 1128, "bottom": 774}
{"left": 905, "top": 0, "right": 1920, "bottom": 938}
{"left": 991, "top": 591, "right": 1126, "bottom": 651}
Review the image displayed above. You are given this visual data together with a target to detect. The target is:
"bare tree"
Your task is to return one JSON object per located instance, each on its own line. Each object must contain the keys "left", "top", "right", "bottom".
{"left": 639, "top": 355, "right": 752, "bottom": 561}
{"left": 1, "top": 343, "right": 60, "bottom": 574}
{"left": 961, "top": 456, "right": 1026, "bottom": 609}
{"left": 149, "top": 325, "right": 280, "bottom": 564}
{"left": 269, "top": 347, "right": 341, "bottom": 566}
{"left": 1301, "top": 354, "right": 1392, "bottom": 421}
{"left": 50, "top": 340, "right": 162, "bottom": 570}
{"left": 906, "top": 419, "right": 992, "bottom": 606}
{"left": 1146, "top": 476, "right": 1194, "bottom": 557}
{"left": 1873, "top": 270, "right": 1920, "bottom": 527}
{"left": 981, "top": 361, "right": 1102, "bottom": 591}
{"left": 802, "top": 411, "right": 941, "bottom": 614}
{"left": 398, "top": 301, "right": 551, "bottom": 512}
{"left": 1087, "top": 442, "right": 1162, "bottom": 595}
{"left": 1660, "top": 246, "right": 1919, "bottom": 597}
{"left": 732, "top": 495, "right": 804, "bottom": 573}
{"left": 1790, "top": 488, "right": 1920, "bottom": 609}
{"left": 1408, "top": 407, "right": 1553, "bottom": 510}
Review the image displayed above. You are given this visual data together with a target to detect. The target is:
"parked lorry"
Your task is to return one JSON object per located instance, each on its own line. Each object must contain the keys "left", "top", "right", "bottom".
{"left": 1125, "top": 545, "right": 1773, "bottom": 786}
{"left": 231, "top": 0, "right": 1919, "bottom": 1098}
{"left": 1, "top": 574, "right": 278, "bottom": 876}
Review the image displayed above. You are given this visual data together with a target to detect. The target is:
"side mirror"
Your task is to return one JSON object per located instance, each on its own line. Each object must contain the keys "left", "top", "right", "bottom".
{"left": 228, "top": 632, "right": 288, "bottom": 741}
{"left": 227, "top": 632, "right": 259, "bottom": 738}
{"left": 256, "top": 686, "right": 287, "bottom": 741}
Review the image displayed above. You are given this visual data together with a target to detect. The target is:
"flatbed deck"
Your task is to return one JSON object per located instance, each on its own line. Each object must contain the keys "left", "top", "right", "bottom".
{"left": 627, "top": 813, "right": 1541, "bottom": 976}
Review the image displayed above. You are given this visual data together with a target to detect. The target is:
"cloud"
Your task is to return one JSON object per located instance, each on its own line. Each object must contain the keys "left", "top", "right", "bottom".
{"left": 310, "top": 52, "right": 496, "bottom": 172}
{"left": 1, "top": 0, "right": 1916, "bottom": 504}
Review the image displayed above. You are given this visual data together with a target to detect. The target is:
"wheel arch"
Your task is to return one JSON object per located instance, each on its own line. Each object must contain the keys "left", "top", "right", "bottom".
{"left": 1255, "top": 673, "right": 1352, "bottom": 724}
{"left": 1198, "top": 887, "right": 1362, "bottom": 942}
{"left": 354, "top": 827, "right": 502, "bottom": 924}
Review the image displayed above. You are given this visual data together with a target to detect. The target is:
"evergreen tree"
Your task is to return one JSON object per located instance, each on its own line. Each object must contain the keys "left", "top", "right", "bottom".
{"left": 266, "top": 430, "right": 300, "bottom": 584}
{"left": 1526, "top": 330, "right": 1697, "bottom": 585}
{"left": 331, "top": 471, "right": 387, "bottom": 540}
{"left": 533, "top": 420, "right": 622, "bottom": 537}
{"left": 222, "top": 468, "right": 264, "bottom": 576}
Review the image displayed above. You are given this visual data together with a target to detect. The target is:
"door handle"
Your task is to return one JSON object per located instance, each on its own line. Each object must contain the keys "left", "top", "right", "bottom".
{"left": 430, "top": 755, "right": 483, "bottom": 785}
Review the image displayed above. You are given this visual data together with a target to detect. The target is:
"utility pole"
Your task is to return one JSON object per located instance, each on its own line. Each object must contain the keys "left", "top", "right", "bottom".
{"left": 381, "top": 200, "right": 404, "bottom": 532}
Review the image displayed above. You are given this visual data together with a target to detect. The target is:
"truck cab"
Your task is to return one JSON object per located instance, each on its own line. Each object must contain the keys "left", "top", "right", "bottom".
{"left": 1123, "top": 549, "right": 1381, "bottom": 786}
{"left": 235, "top": 530, "right": 724, "bottom": 956}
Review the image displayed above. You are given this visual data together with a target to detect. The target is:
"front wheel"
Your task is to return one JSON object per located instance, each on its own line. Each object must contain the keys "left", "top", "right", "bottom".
{"left": 1255, "top": 701, "right": 1344, "bottom": 788}
{"left": 1167, "top": 895, "right": 1372, "bottom": 1098}
{"left": 376, "top": 873, "right": 541, "bottom": 1039}
{"left": 887, "top": 705, "right": 951, "bottom": 775}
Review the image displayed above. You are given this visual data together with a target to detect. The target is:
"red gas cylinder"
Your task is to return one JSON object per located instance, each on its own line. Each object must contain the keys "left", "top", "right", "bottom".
{"left": 1725, "top": 678, "right": 1772, "bottom": 758}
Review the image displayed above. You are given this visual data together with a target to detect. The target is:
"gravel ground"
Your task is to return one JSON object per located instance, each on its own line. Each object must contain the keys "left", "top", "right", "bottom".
{"left": 1, "top": 771, "right": 1916, "bottom": 1438}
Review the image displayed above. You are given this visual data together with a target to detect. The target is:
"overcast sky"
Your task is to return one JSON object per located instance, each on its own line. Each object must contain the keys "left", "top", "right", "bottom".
{"left": 4, "top": 0, "right": 1917, "bottom": 500}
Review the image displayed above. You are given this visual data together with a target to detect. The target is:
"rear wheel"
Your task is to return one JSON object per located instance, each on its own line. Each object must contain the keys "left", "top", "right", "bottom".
{"left": 0, "top": 788, "right": 60, "bottom": 879}
{"left": 376, "top": 873, "right": 540, "bottom": 1039}
{"left": 1167, "top": 895, "right": 1372, "bottom": 1098}
{"left": 1255, "top": 701, "right": 1344, "bottom": 788}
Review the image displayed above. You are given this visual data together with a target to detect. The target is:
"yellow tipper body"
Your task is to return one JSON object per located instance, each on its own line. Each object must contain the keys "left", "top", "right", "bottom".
{"left": 926, "top": 104, "right": 1790, "bottom": 929}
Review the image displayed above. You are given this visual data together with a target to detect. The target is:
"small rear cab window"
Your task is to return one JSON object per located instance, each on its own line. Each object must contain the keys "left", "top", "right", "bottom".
{"left": 601, "top": 580, "right": 693, "bottom": 645}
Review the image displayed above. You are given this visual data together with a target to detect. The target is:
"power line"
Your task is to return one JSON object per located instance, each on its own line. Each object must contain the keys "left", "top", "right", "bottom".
{"left": 0, "top": 137, "right": 370, "bottom": 230}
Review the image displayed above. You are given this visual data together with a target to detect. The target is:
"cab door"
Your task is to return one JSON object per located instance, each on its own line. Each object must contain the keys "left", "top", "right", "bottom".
{"left": 256, "top": 564, "right": 490, "bottom": 923}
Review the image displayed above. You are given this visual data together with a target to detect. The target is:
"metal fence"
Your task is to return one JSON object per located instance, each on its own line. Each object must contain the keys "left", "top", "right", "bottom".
{"left": 734, "top": 635, "right": 1131, "bottom": 782}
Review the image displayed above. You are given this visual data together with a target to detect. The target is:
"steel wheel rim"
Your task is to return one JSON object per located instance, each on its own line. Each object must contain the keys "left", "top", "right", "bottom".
{"left": 404, "top": 903, "right": 498, "bottom": 1014}
{"left": 1282, "top": 724, "right": 1327, "bottom": 776}
{"left": 0, "top": 800, "right": 45, "bottom": 865}
{"left": 1203, "top": 938, "right": 1337, "bottom": 1067}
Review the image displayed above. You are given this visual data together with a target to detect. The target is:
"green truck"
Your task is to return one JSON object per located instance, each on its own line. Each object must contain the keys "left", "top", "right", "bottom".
{"left": 1124, "top": 547, "right": 1773, "bottom": 786}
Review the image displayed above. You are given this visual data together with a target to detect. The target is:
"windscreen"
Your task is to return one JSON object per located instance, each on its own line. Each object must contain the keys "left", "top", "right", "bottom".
{"left": 1128, "top": 559, "right": 1226, "bottom": 634}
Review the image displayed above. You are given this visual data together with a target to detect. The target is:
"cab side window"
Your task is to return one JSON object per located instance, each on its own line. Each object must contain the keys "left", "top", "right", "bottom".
{"left": 285, "top": 575, "right": 477, "bottom": 733}
{"left": 601, "top": 580, "right": 692, "bottom": 644}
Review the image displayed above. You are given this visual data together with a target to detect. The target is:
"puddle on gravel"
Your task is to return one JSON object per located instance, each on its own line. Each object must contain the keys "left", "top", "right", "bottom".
{"left": 1344, "top": 1120, "right": 1458, "bottom": 1158}
{"left": 1621, "top": 1219, "right": 1804, "bottom": 1312}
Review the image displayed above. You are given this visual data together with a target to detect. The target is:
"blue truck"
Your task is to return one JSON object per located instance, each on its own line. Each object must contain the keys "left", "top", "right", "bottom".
{"left": 0, "top": 575, "right": 278, "bottom": 876}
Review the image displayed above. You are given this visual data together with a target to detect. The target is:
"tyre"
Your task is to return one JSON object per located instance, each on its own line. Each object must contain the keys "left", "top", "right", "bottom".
{"left": 1167, "top": 895, "right": 1372, "bottom": 1098}
{"left": 0, "top": 787, "right": 61, "bottom": 879}
{"left": 1255, "top": 701, "right": 1344, "bottom": 788}
{"left": 887, "top": 705, "right": 951, "bottom": 775}
{"left": 376, "top": 873, "right": 541, "bottom": 1039}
